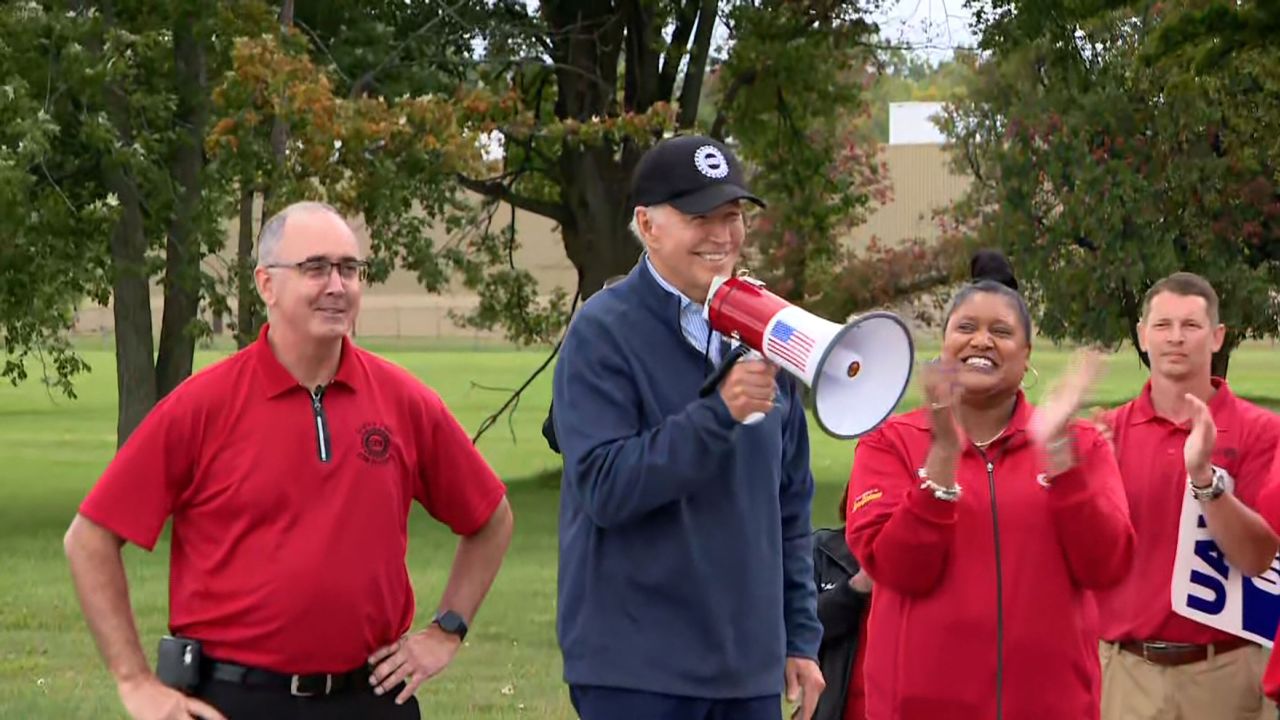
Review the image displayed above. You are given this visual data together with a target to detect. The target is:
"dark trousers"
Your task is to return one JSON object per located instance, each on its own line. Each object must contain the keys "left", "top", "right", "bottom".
{"left": 195, "top": 678, "right": 421, "bottom": 720}
{"left": 569, "top": 685, "right": 781, "bottom": 720}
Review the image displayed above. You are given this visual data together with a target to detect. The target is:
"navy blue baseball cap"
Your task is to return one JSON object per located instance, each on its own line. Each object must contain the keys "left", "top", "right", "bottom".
{"left": 630, "top": 135, "right": 765, "bottom": 215}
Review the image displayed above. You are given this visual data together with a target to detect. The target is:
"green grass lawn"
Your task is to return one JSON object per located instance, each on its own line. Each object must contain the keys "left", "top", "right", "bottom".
{"left": 1, "top": 341, "right": 1277, "bottom": 718}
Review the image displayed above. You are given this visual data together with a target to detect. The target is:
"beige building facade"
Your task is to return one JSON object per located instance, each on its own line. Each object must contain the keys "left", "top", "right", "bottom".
{"left": 71, "top": 143, "right": 967, "bottom": 342}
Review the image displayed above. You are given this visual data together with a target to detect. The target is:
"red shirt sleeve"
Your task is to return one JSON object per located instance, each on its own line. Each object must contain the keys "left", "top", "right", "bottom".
{"left": 79, "top": 395, "right": 200, "bottom": 551}
{"left": 1234, "top": 411, "right": 1280, "bottom": 509}
{"left": 412, "top": 389, "right": 507, "bottom": 535}
{"left": 1045, "top": 422, "right": 1136, "bottom": 589}
{"left": 845, "top": 427, "right": 957, "bottom": 597}
{"left": 1254, "top": 420, "right": 1280, "bottom": 531}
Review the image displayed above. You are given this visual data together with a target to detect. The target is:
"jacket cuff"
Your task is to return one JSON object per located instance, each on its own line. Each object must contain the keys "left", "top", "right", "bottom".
{"left": 907, "top": 484, "right": 960, "bottom": 524}
{"left": 702, "top": 391, "right": 739, "bottom": 431}
{"left": 1045, "top": 456, "right": 1091, "bottom": 503}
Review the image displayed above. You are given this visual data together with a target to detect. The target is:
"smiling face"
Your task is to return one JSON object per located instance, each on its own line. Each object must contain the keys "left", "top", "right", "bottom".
{"left": 1139, "top": 291, "right": 1225, "bottom": 382}
{"left": 254, "top": 208, "right": 363, "bottom": 342}
{"left": 942, "top": 290, "right": 1031, "bottom": 402}
{"left": 635, "top": 201, "right": 745, "bottom": 304}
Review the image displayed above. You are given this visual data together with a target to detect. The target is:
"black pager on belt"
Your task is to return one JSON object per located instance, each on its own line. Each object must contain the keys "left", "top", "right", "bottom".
{"left": 156, "top": 635, "right": 202, "bottom": 692}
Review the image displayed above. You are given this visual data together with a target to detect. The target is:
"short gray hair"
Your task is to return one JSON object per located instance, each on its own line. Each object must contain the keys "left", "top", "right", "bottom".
{"left": 256, "top": 201, "right": 349, "bottom": 267}
{"left": 629, "top": 204, "right": 670, "bottom": 245}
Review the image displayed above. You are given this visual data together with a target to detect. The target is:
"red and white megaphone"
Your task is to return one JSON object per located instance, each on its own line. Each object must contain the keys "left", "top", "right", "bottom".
{"left": 705, "top": 273, "right": 915, "bottom": 439}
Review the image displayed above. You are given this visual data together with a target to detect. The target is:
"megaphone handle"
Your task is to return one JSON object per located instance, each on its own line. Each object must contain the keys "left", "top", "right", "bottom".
{"left": 698, "top": 343, "right": 754, "bottom": 398}
{"left": 697, "top": 345, "right": 770, "bottom": 426}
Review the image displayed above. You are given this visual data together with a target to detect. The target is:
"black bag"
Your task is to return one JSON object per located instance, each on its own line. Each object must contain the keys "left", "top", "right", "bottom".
{"left": 542, "top": 402, "right": 560, "bottom": 454}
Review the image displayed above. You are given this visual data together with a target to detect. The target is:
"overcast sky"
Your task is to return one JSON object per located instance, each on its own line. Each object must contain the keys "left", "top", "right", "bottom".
{"left": 872, "top": 0, "right": 981, "bottom": 62}
{"left": 512, "top": 0, "right": 982, "bottom": 64}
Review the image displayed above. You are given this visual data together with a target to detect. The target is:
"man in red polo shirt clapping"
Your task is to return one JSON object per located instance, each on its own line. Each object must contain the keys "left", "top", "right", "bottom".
{"left": 1095, "top": 272, "right": 1280, "bottom": 720}
{"left": 63, "top": 201, "right": 514, "bottom": 720}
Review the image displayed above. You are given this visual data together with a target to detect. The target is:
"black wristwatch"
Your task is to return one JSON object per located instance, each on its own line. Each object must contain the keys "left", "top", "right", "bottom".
{"left": 432, "top": 610, "right": 468, "bottom": 642}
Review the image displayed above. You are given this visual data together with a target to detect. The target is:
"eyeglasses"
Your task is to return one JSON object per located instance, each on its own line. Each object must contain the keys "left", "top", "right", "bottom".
{"left": 265, "top": 258, "right": 368, "bottom": 282}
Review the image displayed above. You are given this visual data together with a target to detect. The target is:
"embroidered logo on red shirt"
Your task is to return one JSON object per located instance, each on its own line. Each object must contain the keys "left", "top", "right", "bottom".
{"left": 358, "top": 423, "right": 393, "bottom": 464}
{"left": 852, "top": 488, "right": 883, "bottom": 512}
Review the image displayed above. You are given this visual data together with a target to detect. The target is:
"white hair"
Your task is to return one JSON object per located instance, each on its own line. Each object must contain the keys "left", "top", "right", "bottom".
{"left": 256, "top": 201, "right": 350, "bottom": 267}
{"left": 629, "top": 204, "right": 671, "bottom": 245}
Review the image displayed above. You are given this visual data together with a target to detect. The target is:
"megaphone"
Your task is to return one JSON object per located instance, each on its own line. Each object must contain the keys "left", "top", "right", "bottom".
{"left": 705, "top": 274, "right": 915, "bottom": 439}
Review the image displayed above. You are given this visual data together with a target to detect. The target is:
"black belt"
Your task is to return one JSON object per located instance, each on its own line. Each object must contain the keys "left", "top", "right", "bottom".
{"left": 206, "top": 660, "right": 372, "bottom": 697}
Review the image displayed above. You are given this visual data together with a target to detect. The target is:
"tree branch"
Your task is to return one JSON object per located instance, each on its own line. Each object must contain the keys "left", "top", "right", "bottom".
{"left": 676, "top": 0, "right": 718, "bottom": 128}
{"left": 505, "top": 131, "right": 560, "bottom": 182}
{"left": 658, "top": 0, "right": 702, "bottom": 101}
{"left": 881, "top": 268, "right": 954, "bottom": 300}
{"left": 457, "top": 174, "right": 570, "bottom": 226}
{"left": 293, "top": 18, "right": 352, "bottom": 85}
{"left": 347, "top": 0, "right": 474, "bottom": 98}
{"left": 470, "top": 283, "right": 584, "bottom": 445}
{"left": 710, "top": 67, "right": 757, "bottom": 139}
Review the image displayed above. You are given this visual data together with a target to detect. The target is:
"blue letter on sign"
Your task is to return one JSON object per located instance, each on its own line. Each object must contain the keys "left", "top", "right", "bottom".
{"left": 1188, "top": 540, "right": 1229, "bottom": 615}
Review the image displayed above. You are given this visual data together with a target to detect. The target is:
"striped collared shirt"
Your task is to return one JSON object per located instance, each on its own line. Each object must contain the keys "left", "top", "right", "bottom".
{"left": 644, "top": 255, "right": 722, "bottom": 365}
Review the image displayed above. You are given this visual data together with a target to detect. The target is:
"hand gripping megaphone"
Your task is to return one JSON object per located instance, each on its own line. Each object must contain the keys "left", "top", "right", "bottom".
{"left": 703, "top": 274, "right": 915, "bottom": 439}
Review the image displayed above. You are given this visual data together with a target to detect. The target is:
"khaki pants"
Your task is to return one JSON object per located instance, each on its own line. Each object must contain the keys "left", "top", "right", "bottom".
{"left": 1100, "top": 641, "right": 1276, "bottom": 720}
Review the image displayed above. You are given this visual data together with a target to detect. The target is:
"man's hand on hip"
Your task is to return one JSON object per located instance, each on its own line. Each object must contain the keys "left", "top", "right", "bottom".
{"left": 784, "top": 656, "right": 825, "bottom": 720}
{"left": 117, "top": 675, "right": 226, "bottom": 720}
{"left": 369, "top": 626, "right": 462, "bottom": 704}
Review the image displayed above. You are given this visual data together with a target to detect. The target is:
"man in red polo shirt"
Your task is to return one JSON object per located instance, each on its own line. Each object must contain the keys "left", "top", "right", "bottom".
{"left": 1096, "top": 272, "right": 1280, "bottom": 720}
{"left": 63, "top": 201, "right": 514, "bottom": 720}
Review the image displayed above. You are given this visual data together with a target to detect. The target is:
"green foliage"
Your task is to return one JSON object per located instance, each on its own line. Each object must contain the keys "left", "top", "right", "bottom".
{"left": 1, "top": 5, "right": 126, "bottom": 396}
{"left": 0, "top": 1, "right": 276, "bottom": 400}
{"left": 941, "top": 0, "right": 1280, "bottom": 372}
{"left": 4, "top": 0, "right": 897, "bottom": 401}
{"left": 719, "top": 0, "right": 889, "bottom": 312}
{"left": 1144, "top": 0, "right": 1280, "bottom": 70}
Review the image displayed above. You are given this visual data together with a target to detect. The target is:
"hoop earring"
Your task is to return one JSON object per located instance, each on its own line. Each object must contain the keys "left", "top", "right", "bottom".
{"left": 1020, "top": 363, "right": 1039, "bottom": 390}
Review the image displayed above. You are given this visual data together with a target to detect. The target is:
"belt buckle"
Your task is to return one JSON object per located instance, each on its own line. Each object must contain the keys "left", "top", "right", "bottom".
{"left": 290, "top": 674, "right": 333, "bottom": 697}
{"left": 1141, "top": 641, "right": 1169, "bottom": 664}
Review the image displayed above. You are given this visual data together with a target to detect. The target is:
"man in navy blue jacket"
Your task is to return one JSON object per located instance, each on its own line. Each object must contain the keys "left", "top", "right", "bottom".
{"left": 552, "top": 134, "right": 825, "bottom": 720}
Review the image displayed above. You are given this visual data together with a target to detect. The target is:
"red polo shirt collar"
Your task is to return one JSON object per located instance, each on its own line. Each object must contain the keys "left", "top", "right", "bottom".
{"left": 1127, "top": 377, "right": 1234, "bottom": 431}
{"left": 253, "top": 323, "right": 361, "bottom": 398}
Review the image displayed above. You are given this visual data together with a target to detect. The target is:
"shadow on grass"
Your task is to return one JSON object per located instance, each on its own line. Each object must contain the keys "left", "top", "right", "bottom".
{"left": 523, "top": 467, "right": 563, "bottom": 489}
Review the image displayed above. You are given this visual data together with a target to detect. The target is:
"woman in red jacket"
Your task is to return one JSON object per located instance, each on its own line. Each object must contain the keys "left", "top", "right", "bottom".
{"left": 845, "top": 251, "right": 1135, "bottom": 720}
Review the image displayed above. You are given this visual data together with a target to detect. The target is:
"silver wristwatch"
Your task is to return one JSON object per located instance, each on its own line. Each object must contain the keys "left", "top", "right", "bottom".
{"left": 918, "top": 467, "right": 962, "bottom": 502}
{"left": 1188, "top": 465, "right": 1231, "bottom": 502}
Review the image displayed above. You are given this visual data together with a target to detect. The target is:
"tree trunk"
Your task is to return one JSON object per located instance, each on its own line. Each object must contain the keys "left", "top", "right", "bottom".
{"left": 108, "top": 212, "right": 156, "bottom": 448}
{"left": 247, "top": 0, "right": 293, "bottom": 342}
{"left": 237, "top": 0, "right": 288, "bottom": 351}
{"left": 98, "top": 0, "right": 156, "bottom": 447}
{"left": 262, "top": 0, "right": 293, "bottom": 219}
{"left": 497, "top": 0, "right": 721, "bottom": 302}
{"left": 1212, "top": 350, "right": 1232, "bottom": 379}
{"left": 558, "top": 144, "right": 647, "bottom": 299}
{"left": 235, "top": 183, "right": 260, "bottom": 348}
{"left": 1212, "top": 333, "right": 1237, "bottom": 379}
{"left": 156, "top": 2, "right": 208, "bottom": 398}
{"left": 676, "top": 0, "right": 718, "bottom": 128}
